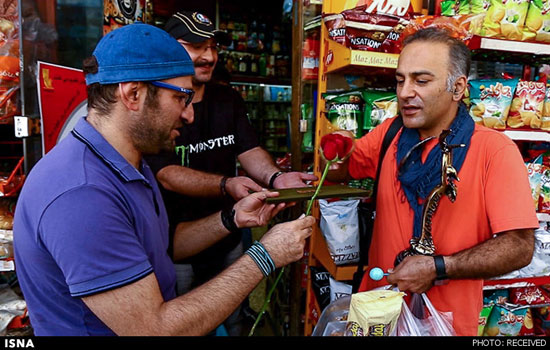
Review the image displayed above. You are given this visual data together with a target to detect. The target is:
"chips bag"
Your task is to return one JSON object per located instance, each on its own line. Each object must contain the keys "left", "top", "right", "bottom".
{"left": 510, "top": 286, "right": 550, "bottom": 305}
{"left": 482, "top": 0, "right": 530, "bottom": 40}
{"left": 323, "top": 13, "right": 347, "bottom": 45}
{"left": 362, "top": 90, "right": 398, "bottom": 131}
{"left": 539, "top": 165, "right": 550, "bottom": 213}
{"left": 478, "top": 305, "right": 494, "bottom": 336}
{"left": 522, "top": 0, "right": 550, "bottom": 43}
{"left": 542, "top": 84, "right": 550, "bottom": 131}
{"left": 345, "top": 289, "right": 405, "bottom": 336}
{"left": 507, "top": 80, "right": 546, "bottom": 129}
{"left": 484, "top": 304, "right": 529, "bottom": 336}
{"left": 526, "top": 156, "right": 543, "bottom": 211}
{"left": 519, "top": 308, "right": 536, "bottom": 336}
{"left": 323, "top": 90, "right": 364, "bottom": 138}
{"left": 471, "top": 0, "right": 491, "bottom": 13}
{"left": 469, "top": 78, "right": 518, "bottom": 129}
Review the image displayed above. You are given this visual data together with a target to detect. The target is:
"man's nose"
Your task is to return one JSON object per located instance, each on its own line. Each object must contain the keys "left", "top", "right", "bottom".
{"left": 398, "top": 80, "right": 415, "bottom": 100}
{"left": 181, "top": 104, "right": 194, "bottom": 124}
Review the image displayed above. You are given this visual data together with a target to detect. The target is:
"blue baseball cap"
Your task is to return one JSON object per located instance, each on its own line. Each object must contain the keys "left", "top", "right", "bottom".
{"left": 86, "top": 22, "right": 195, "bottom": 85}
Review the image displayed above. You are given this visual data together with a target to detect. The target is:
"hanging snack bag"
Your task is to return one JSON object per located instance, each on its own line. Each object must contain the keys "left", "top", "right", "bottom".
{"left": 542, "top": 85, "right": 550, "bottom": 131}
{"left": 478, "top": 305, "right": 494, "bottom": 336}
{"left": 329, "top": 277, "right": 353, "bottom": 302}
{"left": 319, "top": 199, "right": 360, "bottom": 266}
{"left": 533, "top": 306, "right": 550, "bottom": 335}
{"left": 540, "top": 165, "right": 550, "bottom": 213}
{"left": 323, "top": 13, "right": 347, "bottom": 45}
{"left": 510, "top": 286, "right": 550, "bottom": 306}
{"left": 471, "top": 0, "right": 491, "bottom": 13}
{"left": 482, "top": 0, "right": 530, "bottom": 40}
{"left": 324, "top": 90, "right": 364, "bottom": 138}
{"left": 507, "top": 80, "right": 546, "bottom": 129}
{"left": 469, "top": 78, "right": 518, "bottom": 129}
{"left": 438, "top": 0, "right": 460, "bottom": 16}
{"left": 522, "top": 0, "right": 550, "bottom": 43}
{"left": 483, "top": 304, "right": 529, "bottom": 336}
{"left": 345, "top": 289, "right": 405, "bottom": 336}
{"left": 310, "top": 266, "right": 332, "bottom": 310}
{"left": 526, "top": 156, "right": 543, "bottom": 211}
{"left": 362, "top": 90, "right": 398, "bottom": 131}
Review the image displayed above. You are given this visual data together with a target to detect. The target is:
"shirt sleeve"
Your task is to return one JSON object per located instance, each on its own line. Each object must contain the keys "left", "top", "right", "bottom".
{"left": 39, "top": 185, "right": 153, "bottom": 297}
{"left": 484, "top": 138, "right": 539, "bottom": 234}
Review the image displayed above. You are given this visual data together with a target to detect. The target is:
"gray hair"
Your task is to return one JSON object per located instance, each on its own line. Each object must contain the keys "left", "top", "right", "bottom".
{"left": 403, "top": 27, "right": 471, "bottom": 92}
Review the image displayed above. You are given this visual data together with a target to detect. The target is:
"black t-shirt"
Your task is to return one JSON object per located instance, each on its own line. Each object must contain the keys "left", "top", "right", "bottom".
{"left": 145, "top": 83, "right": 259, "bottom": 271}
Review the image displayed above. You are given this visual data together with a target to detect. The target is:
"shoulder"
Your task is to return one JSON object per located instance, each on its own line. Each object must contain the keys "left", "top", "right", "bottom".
{"left": 471, "top": 124, "right": 518, "bottom": 152}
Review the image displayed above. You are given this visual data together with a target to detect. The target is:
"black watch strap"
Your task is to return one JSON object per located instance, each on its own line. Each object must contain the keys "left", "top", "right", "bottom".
{"left": 268, "top": 171, "right": 283, "bottom": 188}
{"left": 434, "top": 255, "right": 448, "bottom": 281}
{"left": 221, "top": 207, "right": 239, "bottom": 233}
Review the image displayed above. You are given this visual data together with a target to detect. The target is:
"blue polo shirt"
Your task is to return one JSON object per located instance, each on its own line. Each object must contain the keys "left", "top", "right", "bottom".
{"left": 13, "top": 118, "right": 176, "bottom": 335}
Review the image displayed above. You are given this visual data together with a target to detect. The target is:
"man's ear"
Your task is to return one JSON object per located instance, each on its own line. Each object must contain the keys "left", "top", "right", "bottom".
{"left": 452, "top": 76, "right": 468, "bottom": 102}
{"left": 118, "top": 82, "right": 145, "bottom": 111}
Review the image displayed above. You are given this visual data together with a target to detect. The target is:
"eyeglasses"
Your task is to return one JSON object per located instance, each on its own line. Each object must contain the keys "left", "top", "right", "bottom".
{"left": 150, "top": 81, "right": 195, "bottom": 107}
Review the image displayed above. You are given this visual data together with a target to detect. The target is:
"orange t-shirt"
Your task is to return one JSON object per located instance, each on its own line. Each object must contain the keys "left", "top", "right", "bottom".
{"left": 349, "top": 117, "right": 539, "bottom": 336}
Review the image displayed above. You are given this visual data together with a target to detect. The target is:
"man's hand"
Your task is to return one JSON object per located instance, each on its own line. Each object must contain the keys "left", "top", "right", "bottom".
{"left": 386, "top": 255, "right": 437, "bottom": 294}
{"left": 233, "top": 191, "right": 289, "bottom": 228}
{"left": 273, "top": 172, "right": 318, "bottom": 189}
{"left": 259, "top": 215, "right": 316, "bottom": 267}
{"left": 225, "top": 176, "right": 263, "bottom": 200}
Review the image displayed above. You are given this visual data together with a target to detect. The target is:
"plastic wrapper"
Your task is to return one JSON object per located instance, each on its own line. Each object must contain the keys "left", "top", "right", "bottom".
{"left": 507, "top": 80, "right": 546, "bottom": 129}
{"left": 542, "top": 84, "right": 550, "bottom": 131}
{"left": 400, "top": 14, "right": 478, "bottom": 44}
{"left": 323, "top": 90, "right": 364, "bottom": 138}
{"left": 329, "top": 277, "right": 352, "bottom": 302}
{"left": 540, "top": 166, "right": 550, "bottom": 213}
{"left": 468, "top": 78, "right": 518, "bottom": 129}
{"left": 471, "top": 0, "right": 491, "bottom": 14}
{"left": 483, "top": 304, "right": 529, "bottom": 336}
{"left": 310, "top": 266, "right": 331, "bottom": 310}
{"left": 522, "top": 0, "right": 550, "bottom": 43}
{"left": 319, "top": 199, "right": 360, "bottom": 266}
{"left": 526, "top": 156, "right": 543, "bottom": 211}
{"left": 484, "top": 289, "right": 510, "bottom": 305}
{"left": 481, "top": 0, "right": 530, "bottom": 40}
{"left": 0, "top": 198, "right": 15, "bottom": 230}
{"left": 345, "top": 289, "right": 404, "bottom": 336}
{"left": 519, "top": 308, "right": 536, "bottom": 336}
{"left": 510, "top": 286, "right": 550, "bottom": 305}
{"left": 362, "top": 90, "right": 398, "bottom": 131}
{"left": 478, "top": 305, "right": 494, "bottom": 336}
{"left": 323, "top": 13, "right": 346, "bottom": 45}
{"left": 311, "top": 295, "right": 351, "bottom": 336}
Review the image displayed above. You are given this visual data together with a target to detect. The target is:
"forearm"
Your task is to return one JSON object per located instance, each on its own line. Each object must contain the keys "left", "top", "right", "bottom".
{"left": 445, "top": 229, "right": 535, "bottom": 280}
{"left": 238, "top": 147, "right": 279, "bottom": 186}
{"left": 173, "top": 212, "right": 230, "bottom": 260}
{"left": 161, "top": 254, "right": 263, "bottom": 335}
{"left": 156, "top": 165, "right": 223, "bottom": 197}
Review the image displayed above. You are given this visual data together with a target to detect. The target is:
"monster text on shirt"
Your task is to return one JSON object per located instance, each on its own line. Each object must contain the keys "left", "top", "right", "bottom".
{"left": 175, "top": 134, "right": 236, "bottom": 167}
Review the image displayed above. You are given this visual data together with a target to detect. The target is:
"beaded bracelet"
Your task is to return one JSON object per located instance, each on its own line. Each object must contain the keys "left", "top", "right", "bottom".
{"left": 245, "top": 241, "right": 276, "bottom": 277}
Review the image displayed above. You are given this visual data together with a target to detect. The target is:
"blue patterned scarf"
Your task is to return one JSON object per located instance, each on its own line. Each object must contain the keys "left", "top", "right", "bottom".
{"left": 396, "top": 103, "right": 474, "bottom": 239}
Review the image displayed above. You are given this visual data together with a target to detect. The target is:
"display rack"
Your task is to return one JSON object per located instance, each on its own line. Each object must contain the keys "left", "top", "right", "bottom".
{"left": 304, "top": 0, "right": 550, "bottom": 336}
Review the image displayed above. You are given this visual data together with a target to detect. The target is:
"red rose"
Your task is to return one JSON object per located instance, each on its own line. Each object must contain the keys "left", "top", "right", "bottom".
{"left": 320, "top": 133, "right": 353, "bottom": 161}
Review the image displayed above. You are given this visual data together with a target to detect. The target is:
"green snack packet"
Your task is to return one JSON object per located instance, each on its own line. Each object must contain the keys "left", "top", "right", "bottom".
{"left": 362, "top": 90, "right": 398, "bottom": 131}
{"left": 478, "top": 305, "right": 494, "bottom": 336}
{"left": 522, "top": 0, "right": 550, "bottom": 43}
{"left": 459, "top": 0, "right": 471, "bottom": 14}
{"left": 471, "top": 0, "right": 490, "bottom": 14}
{"left": 441, "top": 0, "right": 458, "bottom": 15}
{"left": 323, "top": 90, "right": 364, "bottom": 138}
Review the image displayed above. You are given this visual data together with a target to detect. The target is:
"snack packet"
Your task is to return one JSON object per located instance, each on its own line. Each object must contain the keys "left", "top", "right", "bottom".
{"left": 362, "top": 90, "right": 398, "bottom": 131}
{"left": 510, "top": 286, "right": 550, "bottom": 305}
{"left": 507, "top": 80, "right": 546, "bottom": 129}
{"left": 522, "top": 0, "right": 550, "bottom": 43}
{"left": 478, "top": 305, "right": 494, "bottom": 336}
{"left": 323, "top": 90, "right": 364, "bottom": 138}
{"left": 319, "top": 199, "right": 360, "bottom": 266}
{"left": 542, "top": 85, "right": 550, "bottom": 131}
{"left": 519, "top": 308, "right": 536, "bottom": 336}
{"left": 323, "top": 13, "right": 346, "bottom": 45}
{"left": 539, "top": 165, "right": 550, "bottom": 213}
{"left": 484, "top": 304, "right": 529, "bottom": 336}
{"left": 482, "top": 0, "right": 530, "bottom": 40}
{"left": 526, "top": 156, "right": 543, "bottom": 211}
{"left": 469, "top": 78, "right": 518, "bottom": 129}
{"left": 345, "top": 289, "right": 405, "bottom": 336}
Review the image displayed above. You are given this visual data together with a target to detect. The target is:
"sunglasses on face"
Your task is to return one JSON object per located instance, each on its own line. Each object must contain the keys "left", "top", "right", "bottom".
{"left": 150, "top": 81, "right": 195, "bottom": 107}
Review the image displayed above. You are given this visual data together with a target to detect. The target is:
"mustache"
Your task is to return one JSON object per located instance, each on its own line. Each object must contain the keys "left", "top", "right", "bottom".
{"left": 194, "top": 62, "right": 215, "bottom": 68}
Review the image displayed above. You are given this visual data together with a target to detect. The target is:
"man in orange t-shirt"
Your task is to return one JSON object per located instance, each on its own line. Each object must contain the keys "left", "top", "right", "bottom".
{"left": 324, "top": 28, "right": 538, "bottom": 336}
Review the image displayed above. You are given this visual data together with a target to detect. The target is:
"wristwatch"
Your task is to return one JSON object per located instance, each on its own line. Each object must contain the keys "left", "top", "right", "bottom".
{"left": 433, "top": 255, "right": 449, "bottom": 285}
{"left": 268, "top": 171, "right": 284, "bottom": 188}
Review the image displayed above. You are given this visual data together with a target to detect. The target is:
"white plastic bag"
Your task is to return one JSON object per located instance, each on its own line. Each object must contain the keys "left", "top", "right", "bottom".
{"left": 394, "top": 292, "right": 455, "bottom": 336}
{"left": 319, "top": 199, "right": 360, "bottom": 266}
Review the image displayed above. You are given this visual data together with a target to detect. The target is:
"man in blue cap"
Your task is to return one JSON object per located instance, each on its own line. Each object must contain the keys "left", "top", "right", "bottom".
{"left": 13, "top": 23, "right": 315, "bottom": 336}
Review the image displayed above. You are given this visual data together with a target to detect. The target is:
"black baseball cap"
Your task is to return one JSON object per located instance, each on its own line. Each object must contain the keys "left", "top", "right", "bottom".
{"left": 164, "top": 11, "right": 231, "bottom": 46}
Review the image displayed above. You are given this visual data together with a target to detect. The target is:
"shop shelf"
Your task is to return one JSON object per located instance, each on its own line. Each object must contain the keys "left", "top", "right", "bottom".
{"left": 484, "top": 276, "right": 550, "bottom": 290}
{"left": 502, "top": 129, "right": 550, "bottom": 142}
{"left": 324, "top": 39, "right": 399, "bottom": 75}
{"left": 469, "top": 35, "right": 550, "bottom": 56}
{"left": 0, "top": 156, "right": 24, "bottom": 197}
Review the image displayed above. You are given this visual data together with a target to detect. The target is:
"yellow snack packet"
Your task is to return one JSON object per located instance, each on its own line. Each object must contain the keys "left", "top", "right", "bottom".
{"left": 482, "top": 0, "right": 529, "bottom": 40}
{"left": 522, "top": 0, "right": 550, "bottom": 42}
{"left": 345, "top": 289, "right": 405, "bottom": 336}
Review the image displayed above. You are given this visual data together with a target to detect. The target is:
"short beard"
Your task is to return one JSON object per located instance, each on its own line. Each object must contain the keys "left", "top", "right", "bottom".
{"left": 128, "top": 87, "right": 173, "bottom": 155}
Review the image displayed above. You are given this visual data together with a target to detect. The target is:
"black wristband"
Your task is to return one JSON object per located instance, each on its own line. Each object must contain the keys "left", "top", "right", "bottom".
{"left": 433, "top": 255, "right": 448, "bottom": 281}
{"left": 268, "top": 171, "right": 283, "bottom": 188}
{"left": 221, "top": 207, "right": 239, "bottom": 233}
{"left": 220, "top": 176, "right": 228, "bottom": 197}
